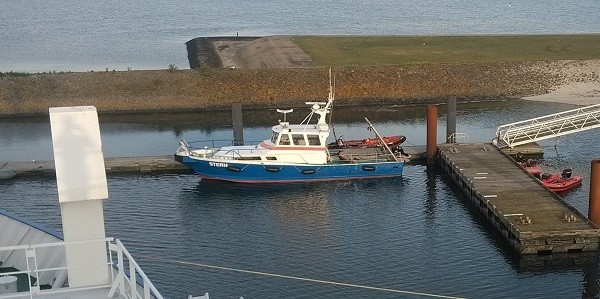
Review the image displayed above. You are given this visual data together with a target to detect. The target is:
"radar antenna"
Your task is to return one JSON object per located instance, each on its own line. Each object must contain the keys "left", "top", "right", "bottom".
{"left": 277, "top": 109, "right": 294, "bottom": 122}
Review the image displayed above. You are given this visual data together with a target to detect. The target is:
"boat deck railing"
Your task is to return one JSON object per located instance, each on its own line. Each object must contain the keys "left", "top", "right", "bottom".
{"left": 178, "top": 139, "right": 264, "bottom": 159}
{"left": 332, "top": 151, "right": 402, "bottom": 163}
{"left": 0, "top": 238, "right": 163, "bottom": 299}
{"left": 185, "top": 139, "right": 236, "bottom": 149}
{"left": 184, "top": 139, "right": 265, "bottom": 149}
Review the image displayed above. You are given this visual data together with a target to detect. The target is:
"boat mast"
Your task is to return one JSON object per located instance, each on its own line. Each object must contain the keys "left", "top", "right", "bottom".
{"left": 365, "top": 117, "right": 399, "bottom": 162}
{"left": 328, "top": 68, "right": 338, "bottom": 141}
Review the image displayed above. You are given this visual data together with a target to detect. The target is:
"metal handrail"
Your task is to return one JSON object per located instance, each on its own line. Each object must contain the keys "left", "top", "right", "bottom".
{"left": 496, "top": 104, "right": 600, "bottom": 130}
{"left": 109, "top": 239, "right": 163, "bottom": 299}
{"left": 495, "top": 104, "right": 600, "bottom": 148}
{"left": 0, "top": 238, "right": 162, "bottom": 299}
{"left": 185, "top": 139, "right": 265, "bottom": 149}
{"left": 186, "top": 139, "right": 235, "bottom": 149}
{"left": 447, "top": 133, "right": 470, "bottom": 144}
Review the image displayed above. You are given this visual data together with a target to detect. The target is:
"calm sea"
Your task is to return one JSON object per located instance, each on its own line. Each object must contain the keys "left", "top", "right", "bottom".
{"left": 1, "top": 0, "right": 599, "bottom": 72}
{"left": 2, "top": 1, "right": 600, "bottom": 296}
{"left": 2, "top": 100, "right": 600, "bottom": 298}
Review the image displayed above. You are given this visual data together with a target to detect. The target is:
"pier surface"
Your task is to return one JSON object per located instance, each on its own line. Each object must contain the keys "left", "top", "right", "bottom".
{"left": 3, "top": 156, "right": 189, "bottom": 177}
{"left": 1, "top": 145, "right": 428, "bottom": 178}
{"left": 438, "top": 143, "right": 600, "bottom": 255}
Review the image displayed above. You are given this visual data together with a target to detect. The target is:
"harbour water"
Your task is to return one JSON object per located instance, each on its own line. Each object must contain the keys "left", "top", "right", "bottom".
{"left": 2, "top": 100, "right": 600, "bottom": 298}
{"left": 1, "top": 0, "right": 599, "bottom": 72}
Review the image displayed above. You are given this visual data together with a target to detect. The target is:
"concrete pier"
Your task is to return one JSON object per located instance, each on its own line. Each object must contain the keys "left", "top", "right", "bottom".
{"left": 1, "top": 145, "right": 428, "bottom": 178}
{"left": 3, "top": 156, "right": 189, "bottom": 177}
{"left": 438, "top": 143, "right": 600, "bottom": 255}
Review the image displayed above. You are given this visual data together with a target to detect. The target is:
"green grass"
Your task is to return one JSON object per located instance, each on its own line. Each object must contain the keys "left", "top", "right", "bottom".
{"left": 292, "top": 35, "right": 600, "bottom": 65}
{"left": 0, "top": 71, "right": 32, "bottom": 77}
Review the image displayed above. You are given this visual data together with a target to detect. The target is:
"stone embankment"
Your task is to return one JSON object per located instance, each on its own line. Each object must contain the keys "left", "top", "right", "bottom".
{"left": 186, "top": 36, "right": 260, "bottom": 69}
{"left": 0, "top": 60, "right": 598, "bottom": 117}
{"left": 1, "top": 35, "right": 599, "bottom": 117}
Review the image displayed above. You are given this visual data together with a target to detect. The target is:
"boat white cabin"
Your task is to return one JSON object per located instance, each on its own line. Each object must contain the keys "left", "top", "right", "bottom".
{"left": 183, "top": 98, "right": 333, "bottom": 165}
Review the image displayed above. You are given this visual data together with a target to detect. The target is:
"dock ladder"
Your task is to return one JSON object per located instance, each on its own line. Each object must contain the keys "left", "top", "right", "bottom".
{"left": 495, "top": 104, "right": 600, "bottom": 148}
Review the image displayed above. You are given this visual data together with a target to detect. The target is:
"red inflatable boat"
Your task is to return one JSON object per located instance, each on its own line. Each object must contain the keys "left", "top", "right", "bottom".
{"left": 540, "top": 169, "right": 582, "bottom": 193}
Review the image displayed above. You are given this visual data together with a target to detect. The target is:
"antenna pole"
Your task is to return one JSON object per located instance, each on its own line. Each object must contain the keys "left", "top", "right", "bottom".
{"left": 365, "top": 117, "right": 399, "bottom": 162}
{"left": 328, "top": 68, "right": 338, "bottom": 141}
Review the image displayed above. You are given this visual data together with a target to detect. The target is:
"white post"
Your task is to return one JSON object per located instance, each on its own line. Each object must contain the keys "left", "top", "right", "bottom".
{"left": 49, "top": 106, "right": 109, "bottom": 287}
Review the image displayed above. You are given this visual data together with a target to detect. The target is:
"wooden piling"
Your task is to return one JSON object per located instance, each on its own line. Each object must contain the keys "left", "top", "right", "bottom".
{"left": 589, "top": 160, "right": 600, "bottom": 226}
{"left": 446, "top": 97, "right": 457, "bottom": 143}
{"left": 232, "top": 104, "right": 244, "bottom": 146}
{"left": 426, "top": 105, "right": 438, "bottom": 161}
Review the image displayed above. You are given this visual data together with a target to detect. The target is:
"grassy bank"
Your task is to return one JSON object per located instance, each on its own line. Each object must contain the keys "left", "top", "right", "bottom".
{"left": 293, "top": 35, "right": 600, "bottom": 65}
{"left": 1, "top": 35, "right": 599, "bottom": 116}
{"left": 1, "top": 61, "right": 586, "bottom": 116}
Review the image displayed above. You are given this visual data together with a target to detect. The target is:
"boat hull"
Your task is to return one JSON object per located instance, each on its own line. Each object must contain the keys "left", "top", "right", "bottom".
{"left": 542, "top": 176, "right": 582, "bottom": 193}
{"left": 176, "top": 155, "right": 404, "bottom": 183}
{"left": 519, "top": 160, "right": 542, "bottom": 177}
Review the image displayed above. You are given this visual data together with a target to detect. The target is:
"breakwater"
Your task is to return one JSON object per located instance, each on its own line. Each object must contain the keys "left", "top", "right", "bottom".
{"left": 186, "top": 36, "right": 259, "bottom": 68}
{"left": 0, "top": 60, "right": 593, "bottom": 117}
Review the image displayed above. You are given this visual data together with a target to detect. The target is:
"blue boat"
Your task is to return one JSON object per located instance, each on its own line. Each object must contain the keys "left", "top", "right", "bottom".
{"left": 174, "top": 77, "right": 405, "bottom": 183}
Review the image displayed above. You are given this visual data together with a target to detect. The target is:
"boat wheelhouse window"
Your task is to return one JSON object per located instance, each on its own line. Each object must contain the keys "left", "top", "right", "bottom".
{"left": 266, "top": 157, "right": 277, "bottom": 160}
{"left": 271, "top": 132, "right": 277, "bottom": 143}
{"left": 292, "top": 134, "right": 306, "bottom": 145}
{"left": 279, "top": 134, "right": 290, "bottom": 145}
{"left": 307, "top": 135, "right": 321, "bottom": 146}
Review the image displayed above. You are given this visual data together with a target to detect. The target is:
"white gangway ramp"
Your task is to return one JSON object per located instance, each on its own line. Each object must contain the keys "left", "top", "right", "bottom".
{"left": 495, "top": 104, "right": 600, "bottom": 148}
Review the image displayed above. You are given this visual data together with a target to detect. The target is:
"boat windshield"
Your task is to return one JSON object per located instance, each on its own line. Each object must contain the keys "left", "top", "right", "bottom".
{"left": 279, "top": 133, "right": 290, "bottom": 145}
{"left": 307, "top": 135, "right": 321, "bottom": 146}
{"left": 292, "top": 134, "right": 306, "bottom": 145}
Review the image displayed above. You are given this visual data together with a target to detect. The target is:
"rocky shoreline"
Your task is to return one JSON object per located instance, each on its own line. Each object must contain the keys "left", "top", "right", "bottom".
{"left": 1, "top": 37, "right": 598, "bottom": 117}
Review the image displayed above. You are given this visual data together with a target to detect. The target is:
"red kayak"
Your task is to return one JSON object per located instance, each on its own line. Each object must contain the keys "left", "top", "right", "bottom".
{"left": 540, "top": 169, "right": 582, "bottom": 193}
{"left": 328, "top": 135, "right": 406, "bottom": 149}
{"left": 519, "top": 159, "right": 542, "bottom": 177}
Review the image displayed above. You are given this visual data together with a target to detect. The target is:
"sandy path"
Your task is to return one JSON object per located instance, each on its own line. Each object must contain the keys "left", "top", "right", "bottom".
{"left": 213, "top": 36, "right": 312, "bottom": 68}
{"left": 523, "top": 82, "right": 600, "bottom": 106}
{"left": 523, "top": 60, "right": 600, "bottom": 106}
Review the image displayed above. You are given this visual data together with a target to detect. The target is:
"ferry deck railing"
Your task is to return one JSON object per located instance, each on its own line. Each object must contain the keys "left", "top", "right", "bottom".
{"left": 495, "top": 104, "right": 600, "bottom": 148}
{"left": 0, "top": 238, "right": 162, "bottom": 299}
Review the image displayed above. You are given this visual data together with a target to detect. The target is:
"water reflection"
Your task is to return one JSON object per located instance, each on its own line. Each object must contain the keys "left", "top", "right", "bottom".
{"left": 582, "top": 252, "right": 600, "bottom": 298}
{"left": 0, "top": 99, "right": 586, "bottom": 163}
{"left": 424, "top": 164, "right": 438, "bottom": 220}
{"left": 3, "top": 100, "right": 600, "bottom": 298}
